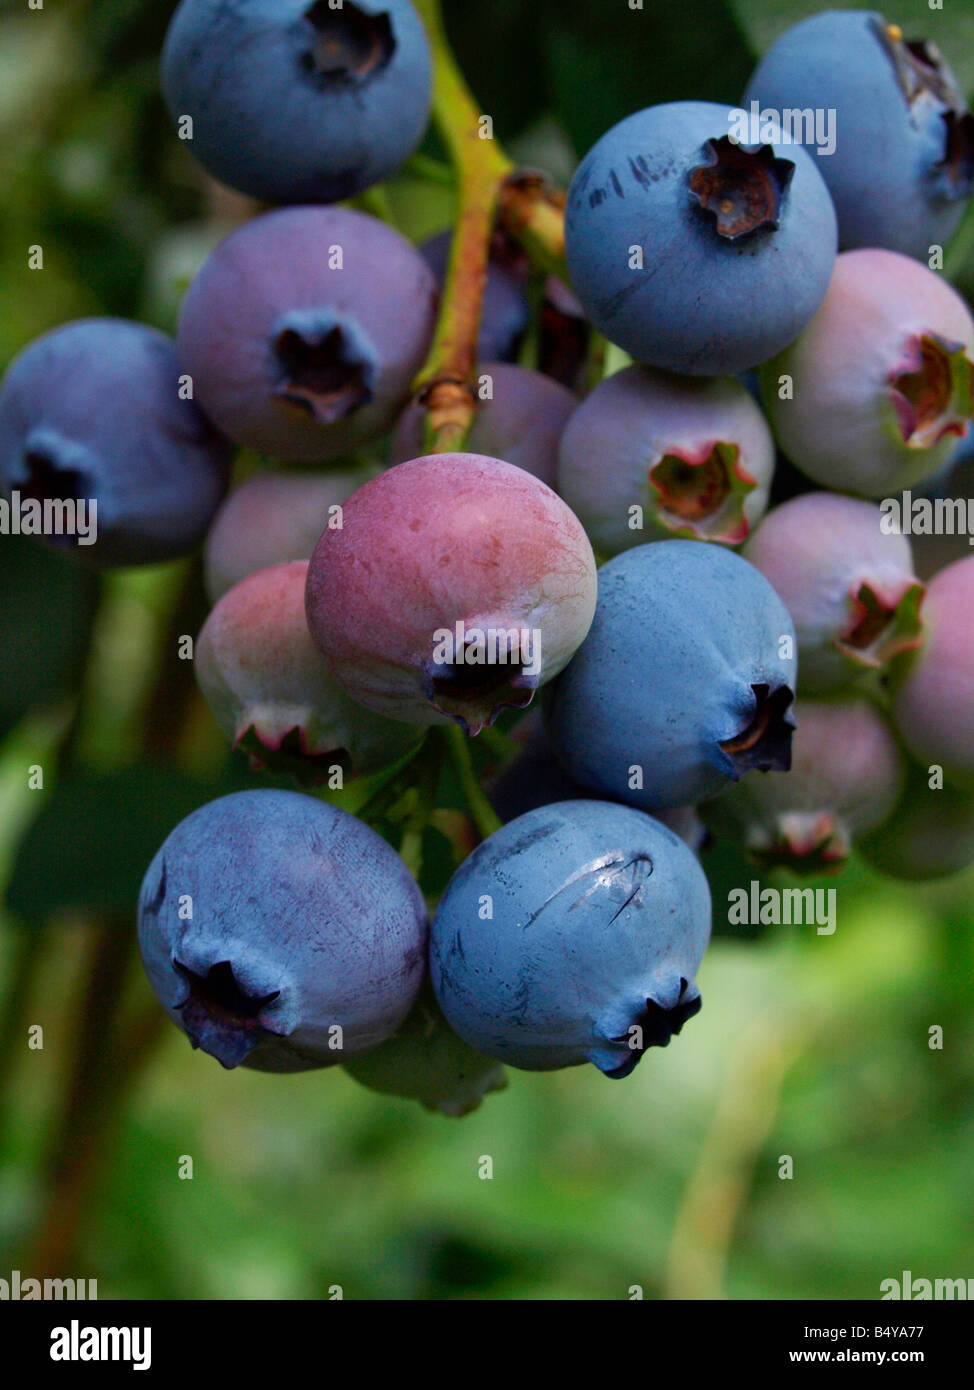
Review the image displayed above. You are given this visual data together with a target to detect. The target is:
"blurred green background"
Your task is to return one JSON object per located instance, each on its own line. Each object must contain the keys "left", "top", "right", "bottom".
{"left": 1, "top": 0, "right": 973, "bottom": 1301}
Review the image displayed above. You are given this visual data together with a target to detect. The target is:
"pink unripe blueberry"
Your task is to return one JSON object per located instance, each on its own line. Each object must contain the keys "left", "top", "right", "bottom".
{"left": 390, "top": 363, "right": 577, "bottom": 488}
{"left": 305, "top": 453, "right": 598, "bottom": 734}
{"left": 196, "top": 561, "right": 422, "bottom": 783}
{"left": 892, "top": 553, "right": 974, "bottom": 790}
{"left": 558, "top": 365, "right": 775, "bottom": 551}
{"left": 743, "top": 493, "right": 925, "bottom": 691}
{"left": 701, "top": 696, "right": 904, "bottom": 873}
{"left": 761, "top": 249, "right": 974, "bottom": 496}
{"left": 204, "top": 466, "right": 375, "bottom": 601}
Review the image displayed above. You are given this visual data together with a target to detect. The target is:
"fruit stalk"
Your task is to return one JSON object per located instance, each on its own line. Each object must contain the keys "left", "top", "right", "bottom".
{"left": 412, "top": 0, "right": 512, "bottom": 450}
{"left": 442, "top": 725, "right": 502, "bottom": 840}
{"left": 412, "top": 0, "right": 568, "bottom": 450}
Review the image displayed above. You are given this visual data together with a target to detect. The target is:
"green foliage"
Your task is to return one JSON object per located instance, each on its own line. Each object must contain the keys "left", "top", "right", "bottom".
{"left": 0, "top": 538, "right": 99, "bottom": 743}
{"left": 7, "top": 765, "right": 227, "bottom": 920}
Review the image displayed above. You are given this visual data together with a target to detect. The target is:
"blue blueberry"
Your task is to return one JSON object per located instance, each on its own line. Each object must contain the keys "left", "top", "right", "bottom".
{"left": 137, "top": 789, "right": 428, "bottom": 1072}
{"left": 161, "top": 0, "right": 432, "bottom": 204}
{"left": 177, "top": 207, "right": 438, "bottom": 461}
{"left": 0, "top": 318, "right": 230, "bottom": 568}
{"left": 544, "top": 540, "right": 797, "bottom": 811}
{"left": 430, "top": 800, "right": 711, "bottom": 1077}
{"left": 743, "top": 10, "right": 974, "bottom": 259}
{"left": 564, "top": 100, "right": 837, "bottom": 374}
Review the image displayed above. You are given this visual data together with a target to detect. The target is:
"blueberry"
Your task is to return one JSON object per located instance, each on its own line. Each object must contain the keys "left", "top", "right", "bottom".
{"left": 389, "top": 363, "right": 577, "bottom": 488}
{"left": 419, "top": 232, "right": 530, "bottom": 363}
{"left": 557, "top": 364, "right": 776, "bottom": 551}
{"left": 564, "top": 100, "right": 837, "bottom": 374}
{"left": 858, "top": 761, "right": 974, "bottom": 881}
{"left": 137, "top": 789, "right": 428, "bottom": 1071}
{"left": 544, "top": 540, "right": 797, "bottom": 811}
{"left": 760, "top": 249, "right": 974, "bottom": 497}
{"left": 743, "top": 493, "right": 925, "bottom": 691}
{"left": 743, "top": 10, "right": 974, "bottom": 260}
{"left": 430, "top": 800, "right": 711, "bottom": 1076}
{"left": 0, "top": 318, "right": 230, "bottom": 568}
{"left": 342, "top": 981, "right": 508, "bottom": 1116}
{"left": 195, "top": 561, "right": 422, "bottom": 783}
{"left": 177, "top": 206, "right": 438, "bottom": 461}
{"left": 305, "top": 453, "right": 598, "bottom": 734}
{"left": 204, "top": 465, "right": 376, "bottom": 601}
{"left": 701, "top": 695, "right": 904, "bottom": 874}
{"left": 161, "top": 0, "right": 432, "bottom": 204}
{"left": 892, "top": 553, "right": 974, "bottom": 791}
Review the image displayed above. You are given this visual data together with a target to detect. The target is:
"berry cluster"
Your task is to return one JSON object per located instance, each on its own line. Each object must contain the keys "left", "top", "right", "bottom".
{"left": 3, "top": 4, "right": 973, "bottom": 1118}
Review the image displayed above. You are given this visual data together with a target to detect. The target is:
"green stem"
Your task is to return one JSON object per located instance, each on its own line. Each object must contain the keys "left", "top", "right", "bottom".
{"left": 402, "top": 151, "right": 455, "bottom": 187}
{"left": 21, "top": 916, "right": 137, "bottom": 1276}
{"left": 945, "top": 195, "right": 974, "bottom": 284}
{"left": 0, "top": 927, "right": 46, "bottom": 1138}
{"left": 443, "top": 725, "right": 502, "bottom": 841}
{"left": 398, "top": 736, "right": 446, "bottom": 878}
{"left": 412, "top": 0, "right": 512, "bottom": 452}
{"left": 477, "top": 723, "right": 523, "bottom": 765}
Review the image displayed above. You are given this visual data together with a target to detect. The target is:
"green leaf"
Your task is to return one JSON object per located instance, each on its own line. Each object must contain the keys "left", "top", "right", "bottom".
{"left": 5, "top": 764, "right": 215, "bottom": 921}
{"left": 0, "top": 536, "right": 99, "bottom": 742}
{"left": 541, "top": 0, "right": 754, "bottom": 157}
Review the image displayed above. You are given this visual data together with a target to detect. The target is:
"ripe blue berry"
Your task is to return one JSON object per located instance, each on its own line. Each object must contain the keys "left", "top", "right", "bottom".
{"left": 760, "top": 249, "right": 974, "bottom": 497}
{"left": 390, "top": 363, "right": 577, "bottom": 488}
{"left": 557, "top": 364, "right": 775, "bottom": 551}
{"left": 430, "top": 800, "right": 711, "bottom": 1077}
{"left": 138, "top": 789, "right": 428, "bottom": 1071}
{"left": 204, "top": 466, "right": 375, "bottom": 601}
{"left": 177, "top": 207, "right": 438, "bottom": 461}
{"left": 564, "top": 100, "right": 837, "bottom": 374}
{"left": 743, "top": 10, "right": 974, "bottom": 260}
{"left": 342, "top": 982, "right": 507, "bottom": 1116}
{"left": 701, "top": 695, "right": 904, "bottom": 874}
{"left": 195, "top": 561, "right": 422, "bottom": 783}
{"left": 544, "top": 540, "right": 797, "bottom": 811}
{"left": 0, "top": 318, "right": 230, "bottom": 568}
{"left": 305, "top": 453, "right": 598, "bottom": 734}
{"left": 743, "top": 493, "right": 925, "bottom": 691}
{"left": 161, "top": 0, "right": 432, "bottom": 204}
